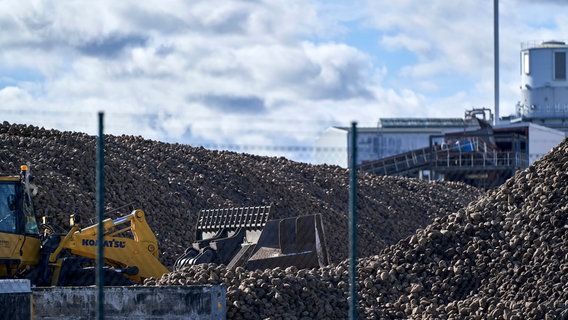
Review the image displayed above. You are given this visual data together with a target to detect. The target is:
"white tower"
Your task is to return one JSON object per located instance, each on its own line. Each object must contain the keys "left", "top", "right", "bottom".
{"left": 518, "top": 41, "right": 568, "bottom": 131}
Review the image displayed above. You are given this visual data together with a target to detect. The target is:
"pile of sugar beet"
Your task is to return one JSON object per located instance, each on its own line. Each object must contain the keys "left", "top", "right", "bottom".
{"left": 1, "top": 122, "right": 567, "bottom": 319}
{"left": 0, "top": 122, "right": 479, "bottom": 266}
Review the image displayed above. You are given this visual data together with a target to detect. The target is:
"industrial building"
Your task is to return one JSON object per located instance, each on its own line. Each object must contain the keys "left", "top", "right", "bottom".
{"left": 515, "top": 40, "right": 568, "bottom": 131}
{"left": 316, "top": 41, "right": 568, "bottom": 188}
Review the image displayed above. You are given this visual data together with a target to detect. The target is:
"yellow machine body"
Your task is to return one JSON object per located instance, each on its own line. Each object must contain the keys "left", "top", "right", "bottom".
{"left": 47, "top": 209, "right": 169, "bottom": 284}
{"left": 0, "top": 232, "right": 41, "bottom": 277}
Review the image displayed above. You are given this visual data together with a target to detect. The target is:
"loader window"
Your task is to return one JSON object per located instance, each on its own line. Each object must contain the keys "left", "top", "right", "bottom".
{"left": 0, "top": 183, "right": 17, "bottom": 233}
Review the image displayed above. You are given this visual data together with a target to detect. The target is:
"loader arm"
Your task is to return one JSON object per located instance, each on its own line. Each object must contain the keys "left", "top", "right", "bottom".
{"left": 48, "top": 209, "right": 168, "bottom": 285}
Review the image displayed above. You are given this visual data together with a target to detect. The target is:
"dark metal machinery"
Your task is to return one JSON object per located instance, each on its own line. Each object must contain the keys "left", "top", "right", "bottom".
{"left": 174, "top": 205, "right": 329, "bottom": 271}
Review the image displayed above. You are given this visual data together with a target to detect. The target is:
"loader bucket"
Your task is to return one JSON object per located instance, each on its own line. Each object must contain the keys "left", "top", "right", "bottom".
{"left": 173, "top": 205, "right": 330, "bottom": 271}
{"left": 243, "top": 213, "right": 329, "bottom": 270}
{"left": 174, "top": 206, "right": 271, "bottom": 270}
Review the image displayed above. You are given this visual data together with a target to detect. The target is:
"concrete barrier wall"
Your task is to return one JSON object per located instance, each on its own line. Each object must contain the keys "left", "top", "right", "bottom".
{"left": 33, "top": 285, "right": 226, "bottom": 320}
{"left": 0, "top": 279, "right": 32, "bottom": 320}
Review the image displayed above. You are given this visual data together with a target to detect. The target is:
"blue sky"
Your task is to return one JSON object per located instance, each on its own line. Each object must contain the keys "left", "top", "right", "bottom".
{"left": 1, "top": 0, "right": 568, "bottom": 162}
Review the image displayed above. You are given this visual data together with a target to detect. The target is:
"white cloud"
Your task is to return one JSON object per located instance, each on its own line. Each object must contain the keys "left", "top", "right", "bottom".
{"left": 0, "top": 86, "right": 33, "bottom": 106}
{"left": 1, "top": 0, "right": 567, "bottom": 162}
{"left": 2, "top": 1, "right": 395, "bottom": 141}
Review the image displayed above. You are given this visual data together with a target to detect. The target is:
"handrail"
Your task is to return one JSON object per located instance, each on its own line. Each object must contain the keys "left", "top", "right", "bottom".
{"left": 359, "top": 145, "right": 528, "bottom": 176}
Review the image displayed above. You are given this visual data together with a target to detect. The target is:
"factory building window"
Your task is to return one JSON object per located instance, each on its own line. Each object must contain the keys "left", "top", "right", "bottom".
{"left": 554, "top": 51, "right": 566, "bottom": 80}
{"left": 523, "top": 52, "right": 530, "bottom": 75}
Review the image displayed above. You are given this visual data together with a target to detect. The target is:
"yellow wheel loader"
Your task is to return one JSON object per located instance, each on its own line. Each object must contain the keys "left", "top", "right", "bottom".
{"left": 0, "top": 166, "right": 329, "bottom": 286}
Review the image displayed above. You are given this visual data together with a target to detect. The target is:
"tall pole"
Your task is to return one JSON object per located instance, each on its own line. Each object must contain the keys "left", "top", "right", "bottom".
{"left": 96, "top": 112, "right": 105, "bottom": 320}
{"left": 494, "top": 0, "right": 500, "bottom": 125}
{"left": 348, "top": 122, "right": 358, "bottom": 319}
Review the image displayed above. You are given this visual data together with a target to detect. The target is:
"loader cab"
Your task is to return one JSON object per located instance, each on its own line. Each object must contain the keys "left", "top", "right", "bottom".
{"left": 0, "top": 166, "right": 41, "bottom": 278}
{"left": 0, "top": 170, "right": 39, "bottom": 237}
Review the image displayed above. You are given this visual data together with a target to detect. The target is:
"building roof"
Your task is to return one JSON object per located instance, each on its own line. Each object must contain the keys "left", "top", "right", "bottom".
{"left": 329, "top": 117, "right": 482, "bottom": 134}
{"left": 377, "top": 118, "right": 479, "bottom": 129}
{"left": 330, "top": 126, "right": 381, "bottom": 133}
{"left": 522, "top": 40, "right": 568, "bottom": 50}
{"left": 496, "top": 119, "right": 567, "bottom": 135}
